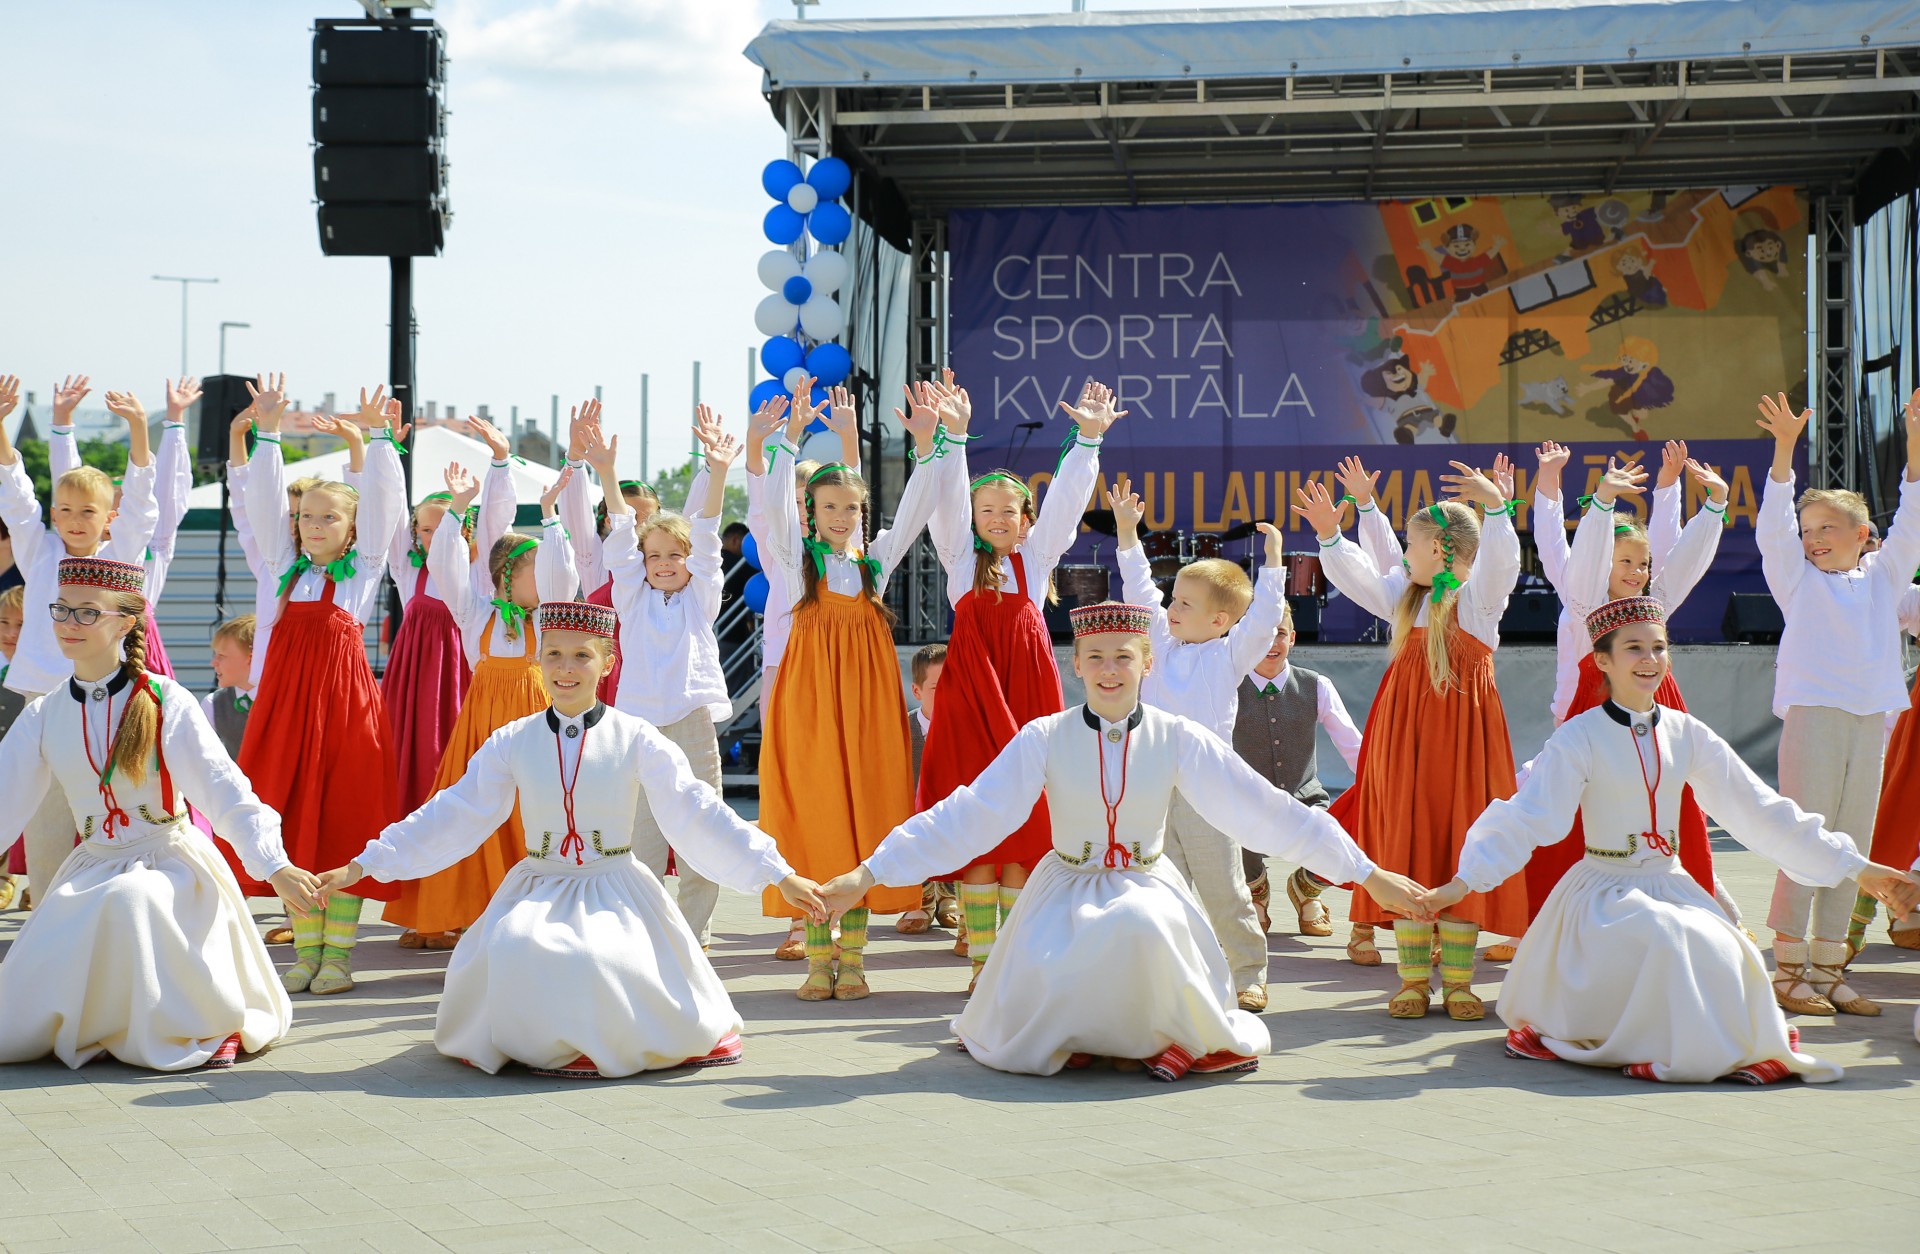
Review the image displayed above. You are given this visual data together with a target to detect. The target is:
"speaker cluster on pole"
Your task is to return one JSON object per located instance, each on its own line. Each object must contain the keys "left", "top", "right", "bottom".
{"left": 312, "top": 18, "right": 449, "bottom": 257}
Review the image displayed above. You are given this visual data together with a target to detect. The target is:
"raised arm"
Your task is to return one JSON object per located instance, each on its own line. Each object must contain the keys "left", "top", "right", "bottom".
{"left": 1113, "top": 474, "right": 1172, "bottom": 649}
{"left": 1651, "top": 459, "right": 1729, "bottom": 611}
{"left": 1296, "top": 477, "right": 1403, "bottom": 621}
{"left": 1445, "top": 456, "right": 1521, "bottom": 629}
{"left": 352, "top": 396, "right": 408, "bottom": 572}
{"left": 533, "top": 467, "right": 579, "bottom": 602}
{"left": 1648, "top": 441, "right": 1689, "bottom": 573}
{"left": 150, "top": 378, "right": 199, "bottom": 563}
{"left": 467, "top": 416, "right": 519, "bottom": 561}
{"left": 1226, "top": 525, "right": 1289, "bottom": 676}
{"left": 1755, "top": 393, "right": 1811, "bottom": 606}
{"left": 1336, "top": 457, "right": 1402, "bottom": 573}
{"left": 224, "top": 461, "right": 267, "bottom": 581}
{"left": 1874, "top": 393, "right": 1920, "bottom": 594}
{"left": 100, "top": 391, "right": 160, "bottom": 563}
{"left": 427, "top": 467, "right": 481, "bottom": 627}
{"left": 861, "top": 721, "right": 1052, "bottom": 887}
{"left": 1565, "top": 493, "right": 1625, "bottom": 616}
{"left": 47, "top": 374, "right": 90, "bottom": 482}
{"left": 1027, "top": 438, "right": 1100, "bottom": 574}
{"left": 558, "top": 402, "right": 607, "bottom": 593}
{"left": 926, "top": 433, "right": 975, "bottom": 590}
{"left": 1531, "top": 442, "right": 1572, "bottom": 590}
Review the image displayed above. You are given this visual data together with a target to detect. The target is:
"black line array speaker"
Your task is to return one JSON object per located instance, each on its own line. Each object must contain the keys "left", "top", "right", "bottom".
{"left": 1499, "top": 586, "right": 1561, "bottom": 643}
{"left": 1722, "top": 592, "right": 1785, "bottom": 644}
{"left": 193, "top": 375, "right": 254, "bottom": 469}
{"left": 312, "top": 20, "right": 448, "bottom": 257}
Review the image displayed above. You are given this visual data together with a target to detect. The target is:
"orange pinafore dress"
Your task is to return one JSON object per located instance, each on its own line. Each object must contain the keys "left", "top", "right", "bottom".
{"left": 1329, "top": 626, "right": 1528, "bottom": 935}
{"left": 384, "top": 611, "right": 548, "bottom": 934}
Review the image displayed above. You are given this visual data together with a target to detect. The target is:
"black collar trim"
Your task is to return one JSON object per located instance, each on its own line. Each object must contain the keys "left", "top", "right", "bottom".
{"left": 68, "top": 669, "right": 132, "bottom": 703}
{"left": 1600, "top": 698, "right": 1661, "bottom": 728}
{"left": 1081, "top": 703, "right": 1145, "bottom": 733}
{"left": 544, "top": 702, "right": 608, "bottom": 733}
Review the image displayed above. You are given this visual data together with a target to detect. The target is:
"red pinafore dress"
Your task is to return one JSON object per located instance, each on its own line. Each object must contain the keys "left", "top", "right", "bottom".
{"left": 382, "top": 563, "right": 472, "bottom": 816}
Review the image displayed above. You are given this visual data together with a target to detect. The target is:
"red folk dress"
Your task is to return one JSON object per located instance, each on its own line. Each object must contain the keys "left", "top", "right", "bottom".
{"left": 382, "top": 563, "right": 471, "bottom": 816}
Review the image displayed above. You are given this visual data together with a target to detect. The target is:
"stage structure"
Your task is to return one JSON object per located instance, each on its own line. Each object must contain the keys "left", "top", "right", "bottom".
{"left": 746, "top": 0, "right": 1920, "bottom": 642}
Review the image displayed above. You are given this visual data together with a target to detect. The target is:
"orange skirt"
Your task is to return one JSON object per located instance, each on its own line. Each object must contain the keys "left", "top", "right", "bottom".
{"left": 1868, "top": 671, "right": 1920, "bottom": 870}
{"left": 1329, "top": 627, "right": 1528, "bottom": 935}
{"left": 759, "top": 590, "right": 920, "bottom": 918}
{"left": 383, "top": 644, "right": 548, "bottom": 933}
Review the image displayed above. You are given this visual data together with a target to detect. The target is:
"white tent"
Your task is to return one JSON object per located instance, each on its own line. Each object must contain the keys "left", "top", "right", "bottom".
{"left": 186, "top": 425, "right": 578, "bottom": 509}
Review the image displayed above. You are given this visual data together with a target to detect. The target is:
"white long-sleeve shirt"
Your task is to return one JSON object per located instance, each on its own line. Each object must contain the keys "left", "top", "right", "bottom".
{"left": 1119, "top": 541, "right": 1286, "bottom": 740}
{"left": 603, "top": 511, "right": 731, "bottom": 727}
{"left": 1758, "top": 471, "right": 1920, "bottom": 718}
{"left": 1243, "top": 662, "right": 1364, "bottom": 771}
{"left": 0, "top": 454, "right": 159, "bottom": 696}
{"left": 559, "top": 463, "right": 705, "bottom": 597}
{"left": 387, "top": 459, "right": 517, "bottom": 606}
{"left": 1456, "top": 702, "right": 1866, "bottom": 894}
{"left": 427, "top": 509, "right": 574, "bottom": 667}
{"left": 1317, "top": 506, "right": 1521, "bottom": 650}
{"left": 927, "top": 433, "right": 1102, "bottom": 608}
{"left": 245, "top": 435, "right": 405, "bottom": 633}
{"left": 52, "top": 421, "right": 191, "bottom": 607}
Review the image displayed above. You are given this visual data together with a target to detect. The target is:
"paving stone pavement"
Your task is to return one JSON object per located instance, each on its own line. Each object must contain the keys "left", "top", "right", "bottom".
{"left": 1, "top": 828, "right": 1917, "bottom": 1254}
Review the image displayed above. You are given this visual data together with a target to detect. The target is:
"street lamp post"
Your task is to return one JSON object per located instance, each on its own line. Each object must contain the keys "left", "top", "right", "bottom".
{"left": 219, "top": 322, "right": 251, "bottom": 375}
{"left": 152, "top": 275, "right": 218, "bottom": 375}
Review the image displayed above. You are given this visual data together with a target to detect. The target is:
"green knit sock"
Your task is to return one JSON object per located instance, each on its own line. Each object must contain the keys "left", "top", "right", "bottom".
{"left": 284, "top": 910, "right": 325, "bottom": 988}
{"left": 322, "top": 893, "right": 363, "bottom": 954}
{"left": 960, "top": 883, "right": 999, "bottom": 964}
{"left": 1847, "top": 891, "right": 1877, "bottom": 952}
{"left": 804, "top": 920, "right": 834, "bottom": 962}
{"left": 997, "top": 883, "right": 1021, "bottom": 926}
{"left": 1393, "top": 919, "right": 1435, "bottom": 983}
{"left": 837, "top": 908, "right": 869, "bottom": 972}
{"left": 1437, "top": 918, "right": 1479, "bottom": 986}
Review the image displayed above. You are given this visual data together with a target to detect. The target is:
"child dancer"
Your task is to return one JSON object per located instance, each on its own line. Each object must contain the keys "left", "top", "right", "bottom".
{"left": 1855, "top": 584, "right": 1920, "bottom": 957}
{"left": 383, "top": 462, "right": 576, "bottom": 950}
{"left": 0, "top": 557, "right": 322, "bottom": 1070}
{"left": 919, "top": 375, "right": 1117, "bottom": 986}
{"left": 558, "top": 398, "right": 666, "bottom": 707}
{"left": 237, "top": 377, "right": 407, "bottom": 997}
{"left": 749, "top": 379, "right": 944, "bottom": 999}
{"left": 1113, "top": 480, "right": 1287, "bottom": 1009}
{"left": 0, "top": 372, "right": 158, "bottom": 909}
{"left": 581, "top": 409, "right": 739, "bottom": 948}
{"left": 1422, "top": 597, "right": 1919, "bottom": 1084}
{"left": 314, "top": 601, "right": 827, "bottom": 1078}
{"left": 202, "top": 615, "right": 258, "bottom": 760}
{"left": 48, "top": 375, "right": 196, "bottom": 678}
{"left": 1755, "top": 390, "right": 1920, "bottom": 1017}
{"left": 1297, "top": 456, "right": 1527, "bottom": 1018}
{"left": 1234, "top": 604, "right": 1364, "bottom": 937}
{"left": 382, "top": 416, "right": 516, "bottom": 822}
{"left": 0, "top": 584, "right": 24, "bottom": 908}
{"left": 903, "top": 642, "right": 961, "bottom": 934}
{"left": 821, "top": 602, "right": 1428, "bottom": 1079}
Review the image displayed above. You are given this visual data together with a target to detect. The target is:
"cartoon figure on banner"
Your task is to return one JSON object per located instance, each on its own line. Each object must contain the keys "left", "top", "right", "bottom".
{"left": 1424, "top": 223, "right": 1508, "bottom": 302}
{"left": 1322, "top": 293, "right": 1400, "bottom": 368}
{"left": 1738, "top": 229, "right": 1789, "bottom": 293}
{"left": 1549, "top": 193, "right": 1606, "bottom": 255}
{"left": 1580, "top": 336, "right": 1674, "bottom": 443}
{"left": 1612, "top": 246, "right": 1668, "bottom": 309}
{"left": 1520, "top": 376, "right": 1576, "bottom": 418}
{"left": 1360, "top": 355, "right": 1459, "bottom": 445}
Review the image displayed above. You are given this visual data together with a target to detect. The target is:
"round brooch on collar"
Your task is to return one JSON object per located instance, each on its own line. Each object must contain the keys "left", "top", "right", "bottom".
{"left": 90, "top": 687, "right": 107, "bottom": 702}
{"left": 1106, "top": 727, "right": 1124, "bottom": 743}
{"left": 565, "top": 724, "right": 580, "bottom": 738}
{"left": 1634, "top": 723, "right": 1649, "bottom": 737}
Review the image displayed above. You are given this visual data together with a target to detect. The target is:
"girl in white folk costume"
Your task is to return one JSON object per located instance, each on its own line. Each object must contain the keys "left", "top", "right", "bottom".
{"left": 0, "top": 557, "right": 322, "bottom": 1071}
{"left": 314, "top": 602, "right": 828, "bottom": 1079}
{"left": 820, "top": 602, "right": 1427, "bottom": 1081}
{"left": 579, "top": 405, "right": 742, "bottom": 949}
{"left": 0, "top": 373, "right": 159, "bottom": 908}
{"left": 1419, "top": 596, "right": 1919, "bottom": 1085}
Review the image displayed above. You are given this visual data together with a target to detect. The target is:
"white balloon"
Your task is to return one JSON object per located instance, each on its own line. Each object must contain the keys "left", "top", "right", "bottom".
{"left": 755, "top": 292, "right": 799, "bottom": 338}
{"left": 787, "top": 182, "right": 819, "bottom": 214}
{"left": 756, "top": 248, "right": 802, "bottom": 292}
{"left": 799, "top": 294, "right": 844, "bottom": 341}
{"left": 782, "top": 366, "right": 811, "bottom": 393}
{"left": 803, "top": 249, "right": 849, "bottom": 294}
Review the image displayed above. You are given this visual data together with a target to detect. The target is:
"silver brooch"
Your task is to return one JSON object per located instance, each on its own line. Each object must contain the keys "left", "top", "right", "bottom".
{"left": 1633, "top": 723, "right": 1649, "bottom": 737}
{"left": 91, "top": 688, "right": 106, "bottom": 703}
{"left": 565, "top": 724, "right": 580, "bottom": 739}
{"left": 1106, "top": 727, "right": 1124, "bottom": 743}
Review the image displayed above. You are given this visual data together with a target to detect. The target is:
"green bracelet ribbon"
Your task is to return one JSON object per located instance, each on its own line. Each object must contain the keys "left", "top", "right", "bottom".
{"left": 275, "top": 549, "right": 359, "bottom": 598}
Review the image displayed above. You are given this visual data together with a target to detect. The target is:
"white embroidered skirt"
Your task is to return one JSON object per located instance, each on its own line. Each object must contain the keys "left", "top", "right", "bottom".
{"left": 1502, "top": 857, "right": 1841, "bottom": 1083}
{"left": 0, "top": 821, "right": 291, "bottom": 1071}
{"left": 951, "top": 851, "right": 1271, "bottom": 1075}
{"left": 435, "top": 852, "right": 741, "bottom": 1076}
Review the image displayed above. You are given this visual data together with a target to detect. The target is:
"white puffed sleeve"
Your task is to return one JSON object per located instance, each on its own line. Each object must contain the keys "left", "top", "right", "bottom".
{"left": 1173, "top": 720, "right": 1376, "bottom": 885}
{"left": 630, "top": 723, "right": 792, "bottom": 892}
{"left": 357, "top": 725, "right": 520, "bottom": 881}
{"left": 1455, "top": 725, "right": 1594, "bottom": 893}
{"left": 159, "top": 680, "right": 290, "bottom": 882}
{"left": 866, "top": 721, "right": 1052, "bottom": 886}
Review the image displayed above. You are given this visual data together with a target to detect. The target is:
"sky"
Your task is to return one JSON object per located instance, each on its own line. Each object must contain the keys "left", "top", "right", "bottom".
{"left": 0, "top": 0, "right": 1364, "bottom": 477}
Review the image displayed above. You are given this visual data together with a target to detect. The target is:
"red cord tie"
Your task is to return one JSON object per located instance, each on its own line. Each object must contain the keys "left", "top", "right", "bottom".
{"left": 1103, "top": 840, "right": 1132, "bottom": 870}
{"left": 558, "top": 830, "right": 585, "bottom": 865}
{"left": 1097, "top": 718, "right": 1133, "bottom": 870}
{"left": 1631, "top": 713, "right": 1669, "bottom": 859}
{"left": 1644, "top": 829, "right": 1674, "bottom": 857}
{"left": 554, "top": 717, "right": 590, "bottom": 865}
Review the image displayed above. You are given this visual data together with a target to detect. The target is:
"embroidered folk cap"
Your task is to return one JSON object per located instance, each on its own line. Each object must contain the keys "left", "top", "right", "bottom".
{"left": 1586, "top": 595, "right": 1665, "bottom": 644}
{"left": 536, "top": 600, "right": 617, "bottom": 640}
{"left": 1069, "top": 600, "right": 1153, "bottom": 638}
{"left": 57, "top": 556, "right": 146, "bottom": 600}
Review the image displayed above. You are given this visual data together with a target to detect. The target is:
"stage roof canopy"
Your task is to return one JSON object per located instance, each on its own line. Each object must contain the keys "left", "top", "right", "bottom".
{"left": 746, "top": 0, "right": 1920, "bottom": 204}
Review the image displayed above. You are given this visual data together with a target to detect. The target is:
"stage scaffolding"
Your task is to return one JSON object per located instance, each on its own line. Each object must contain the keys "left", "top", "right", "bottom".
{"left": 749, "top": 1, "right": 1920, "bottom": 634}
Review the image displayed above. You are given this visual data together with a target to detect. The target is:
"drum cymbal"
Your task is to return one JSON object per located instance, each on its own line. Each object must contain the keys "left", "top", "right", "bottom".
{"left": 1082, "top": 509, "right": 1118, "bottom": 536}
{"left": 1218, "top": 519, "right": 1264, "bottom": 542}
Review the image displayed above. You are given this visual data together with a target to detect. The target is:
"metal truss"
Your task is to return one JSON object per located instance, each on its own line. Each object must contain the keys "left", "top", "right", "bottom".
{"left": 1814, "top": 195, "right": 1859, "bottom": 490}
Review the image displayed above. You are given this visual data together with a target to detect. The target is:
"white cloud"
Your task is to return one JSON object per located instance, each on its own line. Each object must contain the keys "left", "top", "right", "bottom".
{"left": 441, "top": 0, "right": 766, "bottom": 112}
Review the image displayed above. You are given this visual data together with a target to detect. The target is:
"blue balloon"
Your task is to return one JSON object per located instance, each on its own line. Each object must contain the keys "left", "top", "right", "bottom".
{"left": 741, "top": 533, "right": 761, "bottom": 572}
{"left": 806, "top": 341, "right": 853, "bottom": 387}
{"left": 761, "top": 159, "right": 804, "bottom": 201}
{"left": 808, "top": 201, "right": 852, "bottom": 246}
{"left": 806, "top": 156, "right": 852, "bottom": 200}
{"left": 748, "top": 378, "right": 786, "bottom": 413}
{"left": 782, "top": 275, "right": 814, "bottom": 306}
{"left": 743, "top": 571, "right": 770, "bottom": 615}
{"left": 760, "top": 336, "right": 805, "bottom": 377}
{"left": 763, "top": 203, "right": 805, "bottom": 246}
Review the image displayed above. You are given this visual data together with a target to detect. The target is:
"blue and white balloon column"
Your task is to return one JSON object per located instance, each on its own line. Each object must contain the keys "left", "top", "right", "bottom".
{"left": 753, "top": 156, "right": 854, "bottom": 434}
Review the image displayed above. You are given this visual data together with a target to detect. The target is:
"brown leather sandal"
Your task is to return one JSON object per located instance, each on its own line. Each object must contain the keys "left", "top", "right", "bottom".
{"left": 1807, "top": 962, "right": 1880, "bottom": 1017}
{"left": 1771, "top": 961, "right": 1836, "bottom": 1016}
{"left": 1388, "top": 979, "right": 1431, "bottom": 1018}
{"left": 1346, "top": 927, "right": 1382, "bottom": 966}
{"left": 1442, "top": 983, "right": 1486, "bottom": 1021}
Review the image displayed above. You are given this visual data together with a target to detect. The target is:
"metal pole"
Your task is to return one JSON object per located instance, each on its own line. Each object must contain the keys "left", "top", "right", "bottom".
{"left": 691, "top": 361, "right": 701, "bottom": 457}
{"left": 389, "top": 256, "right": 416, "bottom": 497}
{"left": 549, "top": 394, "right": 559, "bottom": 465}
{"left": 219, "top": 321, "right": 250, "bottom": 375}
{"left": 640, "top": 374, "right": 650, "bottom": 480}
{"left": 152, "top": 275, "right": 218, "bottom": 375}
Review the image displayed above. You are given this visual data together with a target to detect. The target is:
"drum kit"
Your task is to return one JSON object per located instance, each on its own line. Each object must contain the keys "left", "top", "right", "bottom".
{"left": 1066, "top": 511, "right": 1330, "bottom": 610}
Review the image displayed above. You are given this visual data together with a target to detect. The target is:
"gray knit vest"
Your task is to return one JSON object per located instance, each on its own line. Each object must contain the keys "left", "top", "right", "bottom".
{"left": 0, "top": 684, "right": 22, "bottom": 741}
{"left": 207, "top": 688, "right": 251, "bottom": 761}
{"left": 1232, "top": 666, "right": 1328, "bottom": 808}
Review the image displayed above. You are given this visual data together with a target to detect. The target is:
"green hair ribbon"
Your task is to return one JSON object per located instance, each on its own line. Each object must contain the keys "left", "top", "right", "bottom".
{"left": 490, "top": 536, "right": 541, "bottom": 635}
{"left": 1429, "top": 569, "right": 1464, "bottom": 605}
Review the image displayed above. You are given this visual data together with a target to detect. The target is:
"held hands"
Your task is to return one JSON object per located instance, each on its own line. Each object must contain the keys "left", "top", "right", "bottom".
{"left": 1591, "top": 456, "right": 1648, "bottom": 507}
{"left": 269, "top": 866, "right": 324, "bottom": 915}
{"left": 817, "top": 865, "right": 877, "bottom": 916}
{"left": 1291, "top": 478, "right": 1346, "bottom": 542}
{"left": 466, "top": 414, "right": 511, "bottom": 461}
{"left": 777, "top": 875, "right": 830, "bottom": 925}
{"left": 164, "top": 376, "right": 202, "bottom": 422}
{"left": 1657, "top": 440, "right": 1689, "bottom": 490}
{"left": 1111, "top": 473, "right": 1146, "bottom": 545}
{"left": 53, "top": 373, "right": 91, "bottom": 424}
{"left": 1686, "top": 458, "right": 1729, "bottom": 505}
{"left": 1058, "top": 380, "right": 1126, "bottom": 438}
{"left": 311, "top": 861, "right": 364, "bottom": 907}
{"left": 244, "top": 373, "right": 289, "bottom": 433}
{"left": 1442, "top": 454, "right": 1510, "bottom": 511}
{"left": 1410, "top": 876, "right": 1471, "bottom": 920}
{"left": 540, "top": 464, "right": 575, "bottom": 518}
{"left": 1335, "top": 455, "right": 1379, "bottom": 510}
{"left": 1755, "top": 393, "right": 1811, "bottom": 446}
{"left": 1855, "top": 864, "right": 1920, "bottom": 922}
{"left": 1362, "top": 869, "right": 1436, "bottom": 921}
{"left": 444, "top": 463, "right": 480, "bottom": 514}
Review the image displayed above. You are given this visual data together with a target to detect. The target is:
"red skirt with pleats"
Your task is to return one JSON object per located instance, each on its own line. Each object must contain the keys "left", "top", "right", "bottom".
{"left": 1521, "top": 652, "right": 1714, "bottom": 921}
{"left": 589, "top": 578, "right": 623, "bottom": 706}
{"left": 382, "top": 570, "right": 471, "bottom": 816}
{"left": 142, "top": 613, "right": 173, "bottom": 679}
{"left": 1868, "top": 670, "right": 1920, "bottom": 870}
{"left": 917, "top": 558, "right": 1062, "bottom": 876}
{"left": 232, "top": 588, "right": 400, "bottom": 900}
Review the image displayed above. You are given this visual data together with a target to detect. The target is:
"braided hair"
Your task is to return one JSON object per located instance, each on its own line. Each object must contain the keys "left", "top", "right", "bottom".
{"left": 487, "top": 532, "right": 538, "bottom": 639}
{"left": 106, "top": 591, "right": 162, "bottom": 785}
{"left": 1390, "top": 501, "right": 1482, "bottom": 693}
{"left": 797, "top": 464, "right": 896, "bottom": 628}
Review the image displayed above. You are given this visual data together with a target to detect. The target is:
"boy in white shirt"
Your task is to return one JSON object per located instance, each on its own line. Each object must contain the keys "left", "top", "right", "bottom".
{"left": 1754, "top": 389, "right": 1920, "bottom": 1018}
{"left": 1114, "top": 477, "right": 1287, "bottom": 1010}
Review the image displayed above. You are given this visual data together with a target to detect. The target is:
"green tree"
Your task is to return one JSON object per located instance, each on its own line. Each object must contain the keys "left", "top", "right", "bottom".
{"left": 650, "top": 455, "right": 748, "bottom": 531}
{"left": 14, "top": 437, "right": 128, "bottom": 502}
